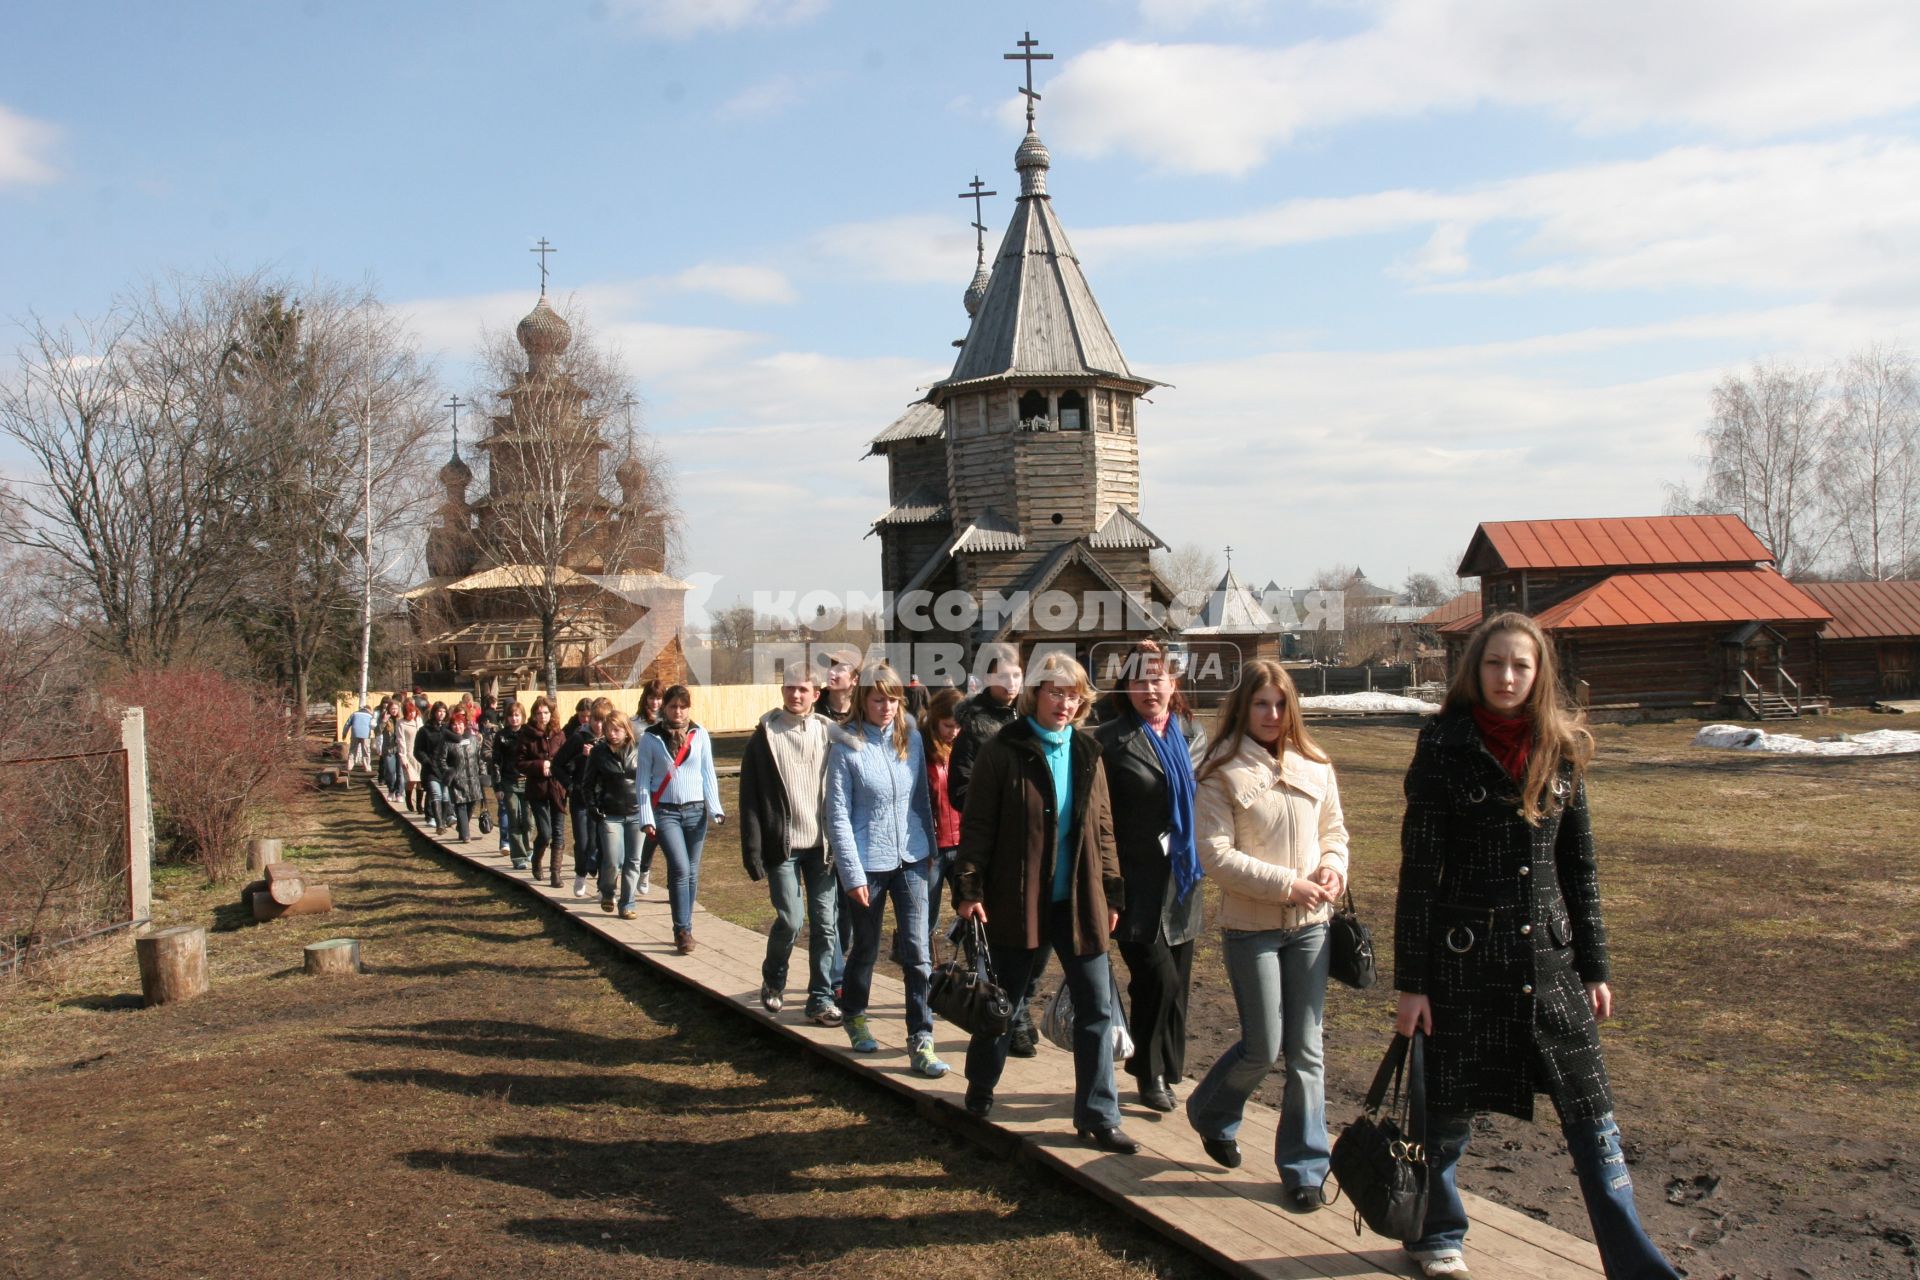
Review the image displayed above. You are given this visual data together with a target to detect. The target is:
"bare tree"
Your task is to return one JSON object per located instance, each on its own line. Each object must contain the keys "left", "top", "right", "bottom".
{"left": 1823, "top": 345, "right": 1920, "bottom": 580}
{"left": 466, "top": 302, "right": 680, "bottom": 699}
{"left": 707, "top": 601, "right": 758, "bottom": 684}
{"left": 1152, "top": 543, "right": 1222, "bottom": 598}
{"left": 1671, "top": 360, "right": 1837, "bottom": 576}
{"left": 0, "top": 288, "right": 257, "bottom": 666}
{"left": 1403, "top": 572, "right": 1450, "bottom": 607}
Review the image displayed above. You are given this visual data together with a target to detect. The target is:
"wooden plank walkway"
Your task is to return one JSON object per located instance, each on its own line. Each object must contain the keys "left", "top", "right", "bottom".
{"left": 370, "top": 784, "right": 1602, "bottom": 1280}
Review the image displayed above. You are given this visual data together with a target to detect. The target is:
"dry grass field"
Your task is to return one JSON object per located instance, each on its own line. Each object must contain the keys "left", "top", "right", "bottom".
{"left": 1, "top": 711, "right": 1914, "bottom": 1278}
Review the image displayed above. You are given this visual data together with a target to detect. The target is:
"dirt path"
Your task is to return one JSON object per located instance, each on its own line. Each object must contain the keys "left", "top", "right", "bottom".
{"left": 0, "top": 778, "right": 1218, "bottom": 1280}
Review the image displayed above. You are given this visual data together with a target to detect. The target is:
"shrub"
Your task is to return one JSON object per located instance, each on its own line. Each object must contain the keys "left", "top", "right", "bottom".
{"left": 102, "top": 667, "right": 298, "bottom": 882}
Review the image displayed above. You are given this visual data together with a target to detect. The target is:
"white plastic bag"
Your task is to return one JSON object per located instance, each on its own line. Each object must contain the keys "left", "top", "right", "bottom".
{"left": 1040, "top": 969, "right": 1135, "bottom": 1061}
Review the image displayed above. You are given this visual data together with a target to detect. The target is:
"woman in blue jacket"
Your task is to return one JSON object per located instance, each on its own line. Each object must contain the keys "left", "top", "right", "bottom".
{"left": 638, "top": 685, "right": 725, "bottom": 955}
{"left": 826, "top": 663, "right": 947, "bottom": 1077}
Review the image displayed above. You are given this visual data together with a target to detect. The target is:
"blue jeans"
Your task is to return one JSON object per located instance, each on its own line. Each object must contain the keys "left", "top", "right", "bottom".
{"left": 424, "top": 779, "right": 449, "bottom": 827}
{"left": 570, "top": 799, "right": 601, "bottom": 878}
{"left": 966, "top": 901, "right": 1121, "bottom": 1131}
{"left": 839, "top": 860, "right": 933, "bottom": 1042}
{"left": 496, "top": 790, "right": 512, "bottom": 849}
{"left": 1186, "top": 922, "right": 1330, "bottom": 1190}
{"left": 600, "top": 815, "right": 648, "bottom": 911}
{"left": 527, "top": 795, "right": 560, "bottom": 877}
{"left": 380, "top": 753, "right": 400, "bottom": 794}
{"left": 925, "top": 846, "right": 957, "bottom": 957}
{"left": 1414, "top": 1109, "right": 1678, "bottom": 1277}
{"left": 654, "top": 802, "right": 709, "bottom": 932}
{"left": 763, "top": 850, "right": 840, "bottom": 1012}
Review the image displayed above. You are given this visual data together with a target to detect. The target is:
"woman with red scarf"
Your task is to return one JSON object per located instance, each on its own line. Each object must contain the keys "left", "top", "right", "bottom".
{"left": 1393, "top": 613, "right": 1676, "bottom": 1280}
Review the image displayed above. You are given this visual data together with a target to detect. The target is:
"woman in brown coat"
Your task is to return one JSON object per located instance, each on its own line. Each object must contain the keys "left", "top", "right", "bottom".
{"left": 952, "top": 652, "right": 1135, "bottom": 1153}
{"left": 516, "top": 696, "right": 569, "bottom": 886}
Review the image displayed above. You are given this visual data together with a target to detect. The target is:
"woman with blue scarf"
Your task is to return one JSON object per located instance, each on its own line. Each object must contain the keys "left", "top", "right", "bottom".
{"left": 1186, "top": 659, "right": 1350, "bottom": 1214}
{"left": 1094, "top": 640, "right": 1209, "bottom": 1114}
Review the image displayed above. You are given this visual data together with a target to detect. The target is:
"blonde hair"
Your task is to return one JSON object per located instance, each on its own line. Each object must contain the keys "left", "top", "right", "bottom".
{"left": 1446, "top": 612, "right": 1593, "bottom": 824}
{"left": 1015, "top": 652, "right": 1095, "bottom": 725}
{"left": 856, "top": 662, "right": 913, "bottom": 759}
{"left": 603, "top": 709, "right": 634, "bottom": 747}
{"left": 1198, "top": 660, "right": 1328, "bottom": 785}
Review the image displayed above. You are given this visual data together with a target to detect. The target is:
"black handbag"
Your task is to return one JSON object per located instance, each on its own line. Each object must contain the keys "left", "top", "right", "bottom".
{"left": 928, "top": 917, "right": 1013, "bottom": 1039}
{"left": 1328, "top": 1031, "right": 1430, "bottom": 1241}
{"left": 1327, "top": 887, "right": 1376, "bottom": 989}
{"left": 479, "top": 808, "right": 493, "bottom": 835}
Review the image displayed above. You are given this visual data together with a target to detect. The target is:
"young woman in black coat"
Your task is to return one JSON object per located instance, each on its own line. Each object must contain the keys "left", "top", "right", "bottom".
{"left": 1092, "top": 639, "right": 1208, "bottom": 1114}
{"left": 413, "top": 702, "right": 453, "bottom": 834}
{"left": 1394, "top": 612, "right": 1676, "bottom": 1280}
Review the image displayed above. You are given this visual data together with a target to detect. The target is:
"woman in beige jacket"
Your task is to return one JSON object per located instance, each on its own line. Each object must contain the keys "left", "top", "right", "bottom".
{"left": 1185, "top": 660, "right": 1349, "bottom": 1212}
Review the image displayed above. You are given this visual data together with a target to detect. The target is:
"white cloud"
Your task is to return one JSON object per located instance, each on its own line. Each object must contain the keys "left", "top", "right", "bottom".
{"left": 0, "top": 104, "right": 60, "bottom": 186}
{"left": 1077, "top": 138, "right": 1920, "bottom": 305}
{"left": 806, "top": 214, "right": 975, "bottom": 285}
{"left": 1043, "top": 3, "right": 1920, "bottom": 175}
{"left": 664, "top": 262, "right": 797, "bottom": 305}
{"left": 610, "top": 0, "right": 827, "bottom": 39}
{"left": 717, "top": 73, "right": 824, "bottom": 121}
{"left": 1136, "top": 0, "right": 1269, "bottom": 32}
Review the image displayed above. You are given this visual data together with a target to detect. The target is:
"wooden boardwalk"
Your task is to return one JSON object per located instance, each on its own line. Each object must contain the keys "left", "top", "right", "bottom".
{"left": 371, "top": 784, "right": 1602, "bottom": 1280}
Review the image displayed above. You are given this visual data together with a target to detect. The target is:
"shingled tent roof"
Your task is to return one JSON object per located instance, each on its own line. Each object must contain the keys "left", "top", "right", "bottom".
{"left": 935, "top": 130, "right": 1157, "bottom": 392}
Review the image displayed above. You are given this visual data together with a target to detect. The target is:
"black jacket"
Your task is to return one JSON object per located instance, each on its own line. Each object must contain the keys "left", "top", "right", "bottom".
{"left": 738, "top": 712, "right": 832, "bottom": 881}
{"left": 439, "top": 730, "right": 487, "bottom": 806}
{"left": 553, "top": 718, "right": 598, "bottom": 797}
{"left": 413, "top": 723, "right": 451, "bottom": 783}
{"left": 583, "top": 738, "right": 644, "bottom": 818}
{"left": 947, "top": 689, "right": 1020, "bottom": 814}
{"left": 1092, "top": 699, "right": 1210, "bottom": 947}
{"left": 1395, "top": 709, "right": 1613, "bottom": 1122}
{"left": 490, "top": 722, "right": 522, "bottom": 790}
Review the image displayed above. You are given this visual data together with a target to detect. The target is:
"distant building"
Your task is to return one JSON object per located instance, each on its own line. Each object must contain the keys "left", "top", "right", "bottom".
{"left": 1441, "top": 515, "right": 1831, "bottom": 719}
{"left": 1799, "top": 580, "right": 1920, "bottom": 705}
{"left": 406, "top": 293, "right": 688, "bottom": 697}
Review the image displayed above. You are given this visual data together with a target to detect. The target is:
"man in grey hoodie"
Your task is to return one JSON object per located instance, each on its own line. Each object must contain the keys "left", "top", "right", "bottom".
{"left": 740, "top": 672, "right": 846, "bottom": 1025}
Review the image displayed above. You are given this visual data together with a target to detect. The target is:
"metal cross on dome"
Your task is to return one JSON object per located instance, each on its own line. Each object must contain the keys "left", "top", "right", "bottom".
{"left": 957, "top": 175, "right": 997, "bottom": 262}
{"left": 530, "top": 237, "right": 557, "bottom": 296}
{"left": 618, "top": 392, "right": 639, "bottom": 453}
{"left": 1005, "top": 31, "right": 1053, "bottom": 130}
{"left": 445, "top": 394, "right": 466, "bottom": 458}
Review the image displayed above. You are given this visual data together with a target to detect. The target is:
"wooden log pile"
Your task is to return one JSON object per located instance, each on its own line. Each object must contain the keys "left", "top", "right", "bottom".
{"left": 240, "top": 859, "right": 335, "bottom": 922}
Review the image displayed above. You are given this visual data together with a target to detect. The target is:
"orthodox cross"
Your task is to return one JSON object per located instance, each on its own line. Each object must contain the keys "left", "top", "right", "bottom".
{"left": 957, "top": 175, "right": 997, "bottom": 263}
{"left": 1005, "top": 31, "right": 1053, "bottom": 130}
{"left": 1224, "top": 544, "right": 1234, "bottom": 569}
{"left": 445, "top": 394, "right": 466, "bottom": 459}
{"left": 618, "top": 392, "right": 639, "bottom": 453}
{"left": 530, "top": 237, "right": 557, "bottom": 296}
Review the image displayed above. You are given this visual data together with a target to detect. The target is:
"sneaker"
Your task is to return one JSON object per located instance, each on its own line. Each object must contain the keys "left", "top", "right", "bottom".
{"left": 572, "top": 875, "right": 589, "bottom": 898}
{"left": 600, "top": 896, "right": 616, "bottom": 914}
{"left": 806, "top": 1003, "right": 844, "bottom": 1027}
{"left": 760, "top": 982, "right": 784, "bottom": 1014}
{"left": 844, "top": 1015, "right": 877, "bottom": 1053}
{"left": 637, "top": 872, "right": 652, "bottom": 896}
{"left": 909, "top": 1039, "right": 950, "bottom": 1078}
{"left": 620, "top": 907, "right": 638, "bottom": 920}
{"left": 1410, "top": 1252, "right": 1472, "bottom": 1279}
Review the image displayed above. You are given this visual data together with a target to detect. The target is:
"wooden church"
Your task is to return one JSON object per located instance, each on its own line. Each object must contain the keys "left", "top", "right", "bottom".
{"left": 868, "top": 36, "right": 1177, "bottom": 673}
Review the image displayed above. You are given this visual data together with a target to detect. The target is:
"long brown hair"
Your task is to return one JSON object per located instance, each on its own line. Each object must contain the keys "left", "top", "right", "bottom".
{"left": 657, "top": 684, "right": 693, "bottom": 754}
{"left": 1445, "top": 612, "right": 1593, "bottom": 824}
{"left": 855, "top": 663, "right": 912, "bottom": 760}
{"left": 1197, "top": 660, "right": 1327, "bottom": 785}
{"left": 1097, "top": 637, "right": 1192, "bottom": 722}
{"left": 921, "top": 687, "right": 964, "bottom": 764}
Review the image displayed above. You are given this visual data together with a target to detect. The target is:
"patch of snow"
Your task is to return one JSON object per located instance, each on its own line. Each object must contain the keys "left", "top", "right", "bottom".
{"left": 1691, "top": 724, "right": 1920, "bottom": 756}
{"left": 1300, "top": 692, "right": 1440, "bottom": 714}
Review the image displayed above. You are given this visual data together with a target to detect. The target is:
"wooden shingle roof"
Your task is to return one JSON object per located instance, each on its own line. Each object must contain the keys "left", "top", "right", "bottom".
{"left": 1799, "top": 580, "right": 1920, "bottom": 640}
{"left": 1460, "top": 516, "right": 1773, "bottom": 577}
{"left": 868, "top": 401, "right": 943, "bottom": 453}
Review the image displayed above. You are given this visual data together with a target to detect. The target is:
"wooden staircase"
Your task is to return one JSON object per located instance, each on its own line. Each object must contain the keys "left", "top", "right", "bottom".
{"left": 1745, "top": 691, "right": 1800, "bottom": 721}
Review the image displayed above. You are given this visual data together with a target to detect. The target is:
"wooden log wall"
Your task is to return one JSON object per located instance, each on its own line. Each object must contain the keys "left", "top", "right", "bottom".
{"left": 1015, "top": 432, "right": 1094, "bottom": 542}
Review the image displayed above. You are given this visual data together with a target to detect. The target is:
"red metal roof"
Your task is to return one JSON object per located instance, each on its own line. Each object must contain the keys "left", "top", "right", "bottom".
{"left": 1418, "top": 591, "right": 1481, "bottom": 628}
{"left": 1462, "top": 515, "right": 1774, "bottom": 575}
{"left": 1800, "top": 580, "right": 1920, "bottom": 641}
{"left": 1530, "top": 569, "right": 1831, "bottom": 631}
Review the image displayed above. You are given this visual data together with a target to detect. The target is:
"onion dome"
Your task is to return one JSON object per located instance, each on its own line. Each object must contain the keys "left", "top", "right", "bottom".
{"left": 439, "top": 448, "right": 472, "bottom": 489}
{"left": 516, "top": 296, "right": 572, "bottom": 367}
{"left": 963, "top": 262, "right": 991, "bottom": 318}
{"left": 614, "top": 453, "right": 647, "bottom": 492}
{"left": 1015, "top": 129, "right": 1050, "bottom": 197}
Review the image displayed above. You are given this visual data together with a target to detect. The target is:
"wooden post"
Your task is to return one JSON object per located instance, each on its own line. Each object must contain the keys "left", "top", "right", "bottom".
{"left": 246, "top": 838, "right": 284, "bottom": 872}
{"left": 135, "top": 926, "right": 207, "bottom": 1007}
{"left": 303, "top": 939, "right": 361, "bottom": 976}
{"left": 121, "top": 707, "right": 153, "bottom": 926}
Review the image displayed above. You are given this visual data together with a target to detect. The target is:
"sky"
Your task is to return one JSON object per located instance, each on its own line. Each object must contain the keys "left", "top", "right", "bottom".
{"left": 6, "top": 0, "right": 1920, "bottom": 610}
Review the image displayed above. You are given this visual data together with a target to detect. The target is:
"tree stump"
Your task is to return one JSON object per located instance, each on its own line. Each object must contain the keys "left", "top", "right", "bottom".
{"left": 135, "top": 926, "right": 208, "bottom": 1007}
{"left": 303, "top": 938, "right": 361, "bottom": 976}
{"left": 240, "top": 878, "right": 268, "bottom": 907}
{"left": 246, "top": 838, "right": 284, "bottom": 872}
{"left": 250, "top": 883, "right": 334, "bottom": 922}
{"left": 265, "top": 862, "right": 306, "bottom": 906}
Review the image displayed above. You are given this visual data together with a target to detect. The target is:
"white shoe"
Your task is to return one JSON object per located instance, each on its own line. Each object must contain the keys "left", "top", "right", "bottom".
{"left": 637, "top": 872, "right": 651, "bottom": 896}
{"left": 572, "top": 875, "right": 589, "bottom": 898}
{"left": 1410, "top": 1252, "right": 1472, "bottom": 1279}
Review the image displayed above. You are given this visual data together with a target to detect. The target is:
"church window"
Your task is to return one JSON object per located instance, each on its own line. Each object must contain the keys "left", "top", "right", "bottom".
{"left": 1018, "top": 390, "right": 1050, "bottom": 429}
{"left": 1058, "top": 389, "right": 1086, "bottom": 431}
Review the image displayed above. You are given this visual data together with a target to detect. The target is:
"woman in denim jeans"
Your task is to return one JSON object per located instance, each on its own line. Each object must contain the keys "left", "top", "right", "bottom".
{"left": 826, "top": 663, "right": 946, "bottom": 1077}
{"left": 638, "top": 685, "right": 724, "bottom": 954}
{"left": 1186, "top": 660, "right": 1348, "bottom": 1212}
{"left": 588, "top": 710, "right": 654, "bottom": 920}
{"left": 1393, "top": 614, "right": 1677, "bottom": 1280}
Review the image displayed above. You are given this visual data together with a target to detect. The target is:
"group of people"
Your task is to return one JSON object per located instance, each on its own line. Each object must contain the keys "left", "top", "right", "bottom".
{"left": 347, "top": 613, "right": 1675, "bottom": 1280}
